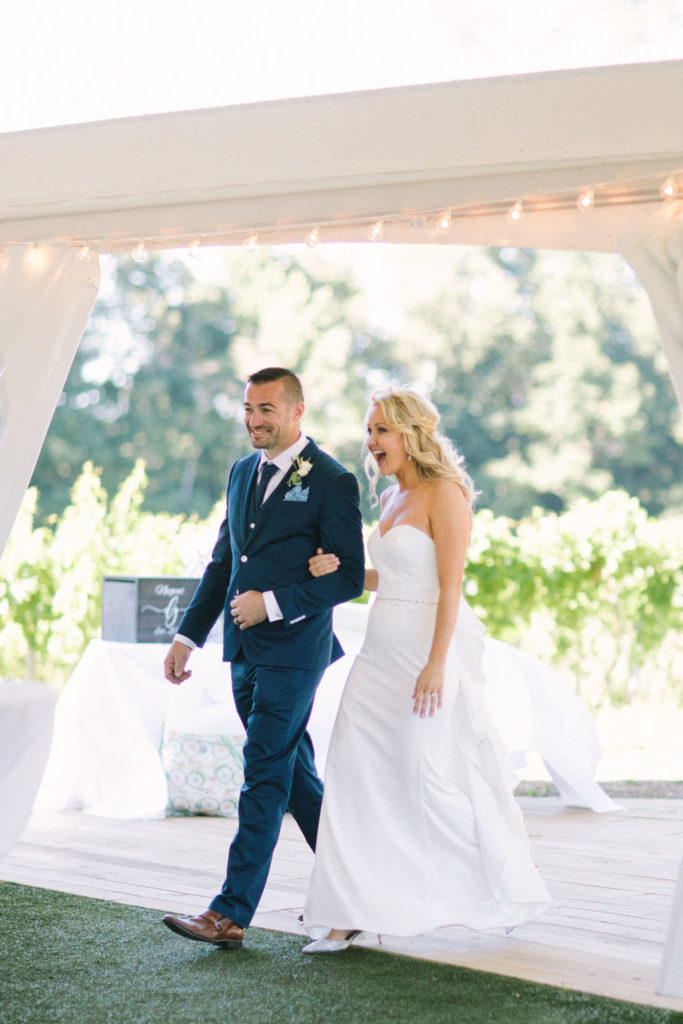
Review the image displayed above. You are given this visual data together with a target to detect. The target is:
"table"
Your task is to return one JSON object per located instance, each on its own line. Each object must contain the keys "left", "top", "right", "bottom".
{"left": 36, "top": 601, "right": 618, "bottom": 819}
{"left": 37, "top": 605, "right": 366, "bottom": 819}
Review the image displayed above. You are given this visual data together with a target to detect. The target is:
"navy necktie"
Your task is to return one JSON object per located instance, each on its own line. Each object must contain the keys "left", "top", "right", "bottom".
{"left": 254, "top": 461, "right": 278, "bottom": 507}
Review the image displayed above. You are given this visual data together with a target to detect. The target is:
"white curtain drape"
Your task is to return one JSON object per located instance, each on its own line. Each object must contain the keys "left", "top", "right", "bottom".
{"left": 0, "top": 680, "right": 58, "bottom": 859}
{"left": 619, "top": 203, "right": 683, "bottom": 998}
{"left": 0, "top": 244, "right": 100, "bottom": 558}
{"left": 618, "top": 200, "right": 683, "bottom": 408}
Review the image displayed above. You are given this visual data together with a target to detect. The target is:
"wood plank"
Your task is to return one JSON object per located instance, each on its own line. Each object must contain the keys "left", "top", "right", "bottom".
{"left": 2, "top": 803, "right": 683, "bottom": 1013}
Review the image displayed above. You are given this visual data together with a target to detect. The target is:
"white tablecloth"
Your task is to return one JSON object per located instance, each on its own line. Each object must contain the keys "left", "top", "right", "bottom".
{"left": 37, "top": 605, "right": 366, "bottom": 819}
{"left": 36, "top": 601, "right": 617, "bottom": 819}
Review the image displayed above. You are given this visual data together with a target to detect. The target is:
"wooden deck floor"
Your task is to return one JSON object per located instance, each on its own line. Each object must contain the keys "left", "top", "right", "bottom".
{"left": 2, "top": 799, "right": 683, "bottom": 1012}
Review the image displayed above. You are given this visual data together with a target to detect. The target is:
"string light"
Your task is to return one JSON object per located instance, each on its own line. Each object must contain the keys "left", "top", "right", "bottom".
{"left": 367, "top": 219, "right": 384, "bottom": 242}
{"left": 435, "top": 210, "right": 452, "bottom": 233}
{"left": 49, "top": 166, "right": 683, "bottom": 254}
{"left": 659, "top": 177, "right": 678, "bottom": 200}
{"left": 506, "top": 200, "right": 523, "bottom": 224}
{"left": 305, "top": 225, "right": 320, "bottom": 248}
{"left": 243, "top": 232, "right": 258, "bottom": 253}
{"left": 24, "top": 244, "right": 47, "bottom": 268}
{"left": 576, "top": 189, "right": 595, "bottom": 210}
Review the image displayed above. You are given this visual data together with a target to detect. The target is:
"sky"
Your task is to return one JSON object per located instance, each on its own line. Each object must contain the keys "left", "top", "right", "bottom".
{"left": 1, "top": 0, "right": 682, "bottom": 134}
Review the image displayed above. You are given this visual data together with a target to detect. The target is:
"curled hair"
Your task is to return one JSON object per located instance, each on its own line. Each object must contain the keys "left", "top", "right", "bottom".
{"left": 246, "top": 367, "right": 303, "bottom": 405}
{"left": 364, "top": 387, "right": 477, "bottom": 510}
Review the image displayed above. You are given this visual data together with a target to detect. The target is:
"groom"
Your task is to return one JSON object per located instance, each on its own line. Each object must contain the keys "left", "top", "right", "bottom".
{"left": 161, "top": 367, "right": 365, "bottom": 948}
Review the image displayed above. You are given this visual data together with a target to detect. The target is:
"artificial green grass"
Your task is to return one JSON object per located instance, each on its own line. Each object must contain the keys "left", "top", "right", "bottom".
{"left": 0, "top": 884, "right": 680, "bottom": 1024}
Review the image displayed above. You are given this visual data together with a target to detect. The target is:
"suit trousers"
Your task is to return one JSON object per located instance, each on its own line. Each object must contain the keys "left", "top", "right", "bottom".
{"left": 209, "top": 653, "right": 325, "bottom": 926}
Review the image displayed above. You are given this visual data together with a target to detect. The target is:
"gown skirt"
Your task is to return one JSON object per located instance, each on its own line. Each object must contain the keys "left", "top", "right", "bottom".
{"left": 304, "top": 524, "right": 552, "bottom": 937}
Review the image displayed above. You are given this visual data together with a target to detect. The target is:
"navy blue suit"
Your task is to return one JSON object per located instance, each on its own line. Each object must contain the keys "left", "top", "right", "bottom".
{"left": 177, "top": 438, "right": 365, "bottom": 926}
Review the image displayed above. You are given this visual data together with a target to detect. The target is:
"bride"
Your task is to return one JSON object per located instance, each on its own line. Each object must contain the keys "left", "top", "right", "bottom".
{"left": 301, "top": 387, "right": 552, "bottom": 953}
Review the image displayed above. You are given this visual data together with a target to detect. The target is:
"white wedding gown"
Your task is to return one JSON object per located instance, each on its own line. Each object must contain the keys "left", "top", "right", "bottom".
{"left": 304, "top": 524, "right": 555, "bottom": 937}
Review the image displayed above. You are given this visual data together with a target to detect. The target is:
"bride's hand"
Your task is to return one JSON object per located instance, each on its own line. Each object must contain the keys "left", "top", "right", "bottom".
{"left": 308, "top": 547, "right": 340, "bottom": 577}
{"left": 412, "top": 662, "right": 445, "bottom": 718}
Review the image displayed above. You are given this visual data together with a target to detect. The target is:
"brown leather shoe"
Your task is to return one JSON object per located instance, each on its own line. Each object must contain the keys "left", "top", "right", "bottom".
{"left": 162, "top": 909, "right": 244, "bottom": 948}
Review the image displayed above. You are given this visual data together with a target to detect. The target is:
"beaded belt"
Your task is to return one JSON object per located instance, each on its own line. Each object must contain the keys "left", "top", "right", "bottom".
{"left": 375, "top": 596, "right": 438, "bottom": 606}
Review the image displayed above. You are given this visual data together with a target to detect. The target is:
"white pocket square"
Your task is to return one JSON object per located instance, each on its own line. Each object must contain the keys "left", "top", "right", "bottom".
{"left": 284, "top": 484, "right": 309, "bottom": 502}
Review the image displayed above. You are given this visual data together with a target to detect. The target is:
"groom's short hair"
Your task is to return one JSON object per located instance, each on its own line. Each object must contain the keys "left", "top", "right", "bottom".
{"left": 247, "top": 367, "right": 304, "bottom": 405}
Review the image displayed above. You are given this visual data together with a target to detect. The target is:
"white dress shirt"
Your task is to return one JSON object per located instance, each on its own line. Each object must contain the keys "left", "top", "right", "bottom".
{"left": 254, "top": 432, "right": 310, "bottom": 508}
{"left": 175, "top": 434, "right": 310, "bottom": 648}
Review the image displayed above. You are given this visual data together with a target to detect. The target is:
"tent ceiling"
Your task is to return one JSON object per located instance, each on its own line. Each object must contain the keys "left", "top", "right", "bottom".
{"left": 1, "top": 59, "right": 683, "bottom": 254}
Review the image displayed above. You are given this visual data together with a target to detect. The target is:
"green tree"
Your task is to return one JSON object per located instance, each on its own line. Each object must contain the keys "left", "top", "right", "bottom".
{"left": 32, "top": 256, "right": 248, "bottom": 519}
{"left": 410, "top": 247, "right": 683, "bottom": 516}
{"left": 31, "top": 250, "right": 403, "bottom": 522}
{"left": 30, "top": 246, "right": 683, "bottom": 522}
{"left": 221, "top": 249, "right": 406, "bottom": 518}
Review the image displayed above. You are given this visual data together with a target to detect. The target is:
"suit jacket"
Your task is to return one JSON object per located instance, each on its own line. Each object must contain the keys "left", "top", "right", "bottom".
{"left": 177, "top": 438, "right": 365, "bottom": 670}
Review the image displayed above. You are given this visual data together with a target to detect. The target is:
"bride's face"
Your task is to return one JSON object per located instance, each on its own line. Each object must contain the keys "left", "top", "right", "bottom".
{"left": 366, "top": 405, "right": 409, "bottom": 476}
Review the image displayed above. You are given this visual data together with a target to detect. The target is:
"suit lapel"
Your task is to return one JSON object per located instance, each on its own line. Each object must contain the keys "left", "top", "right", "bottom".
{"left": 246, "top": 439, "right": 318, "bottom": 540}
{"left": 239, "top": 453, "right": 261, "bottom": 544}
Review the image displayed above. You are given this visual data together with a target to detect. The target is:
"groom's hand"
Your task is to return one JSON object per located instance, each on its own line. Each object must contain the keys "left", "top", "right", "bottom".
{"left": 164, "top": 640, "right": 192, "bottom": 685}
{"left": 230, "top": 591, "right": 267, "bottom": 630}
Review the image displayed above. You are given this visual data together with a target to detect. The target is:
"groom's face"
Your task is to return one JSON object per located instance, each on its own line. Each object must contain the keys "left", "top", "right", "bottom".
{"left": 243, "top": 380, "right": 304, "bottom": 457}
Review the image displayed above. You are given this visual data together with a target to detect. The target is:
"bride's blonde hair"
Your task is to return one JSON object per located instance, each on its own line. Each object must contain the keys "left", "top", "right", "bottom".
{"left": 364, "top": 387, "right": 477, "bottom": 510}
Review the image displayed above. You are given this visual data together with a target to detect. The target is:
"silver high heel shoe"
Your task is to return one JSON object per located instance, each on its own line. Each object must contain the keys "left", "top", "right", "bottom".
{"left": 302, "top": 930, "right": 362, "bottom": 954}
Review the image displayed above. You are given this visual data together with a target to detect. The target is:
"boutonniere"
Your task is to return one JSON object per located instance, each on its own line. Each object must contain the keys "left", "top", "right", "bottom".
{"left": 286, "top": 455, "right": 314, "bottom": 488}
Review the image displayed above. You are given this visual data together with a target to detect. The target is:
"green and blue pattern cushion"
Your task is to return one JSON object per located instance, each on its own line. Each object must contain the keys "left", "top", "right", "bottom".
{"left": 161, "top": 730, "right": 244, "bottom": 817}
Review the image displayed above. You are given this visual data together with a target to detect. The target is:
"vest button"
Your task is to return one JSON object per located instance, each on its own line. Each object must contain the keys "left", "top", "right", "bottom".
{"left": 240, "top": 555, "right": 248, "bottom": 563}
{"left": 249, "top": 522, "right": 255, "bottom": 529}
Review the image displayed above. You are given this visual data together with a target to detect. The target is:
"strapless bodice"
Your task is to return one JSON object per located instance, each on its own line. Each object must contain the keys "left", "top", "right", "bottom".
{"left": 368, "top": 524, "right": 439, "bottom": 604}
{"left": 367, "top": 524, "right": 485, "bottom": 637}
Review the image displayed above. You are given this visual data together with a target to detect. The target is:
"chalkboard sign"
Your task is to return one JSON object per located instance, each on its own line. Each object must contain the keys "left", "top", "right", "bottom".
{"left": 137, "top": 578, "right": 200, "bottom": 642}
{"left": 102, "top": 576, "right": 204, "bottom": 643}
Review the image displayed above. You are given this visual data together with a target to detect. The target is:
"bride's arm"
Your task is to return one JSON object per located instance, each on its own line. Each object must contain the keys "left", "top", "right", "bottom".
{"left": 308, "top": 548, "right": 378, "bottom": 592}
{"left": 412, "top": 481, "right": 471, "bottom": 717}
{"left": 364, "top": 568, "right": 378, "bottom": 592}
{"left": 361, "top": 489, "right": 390, "bottom": 592}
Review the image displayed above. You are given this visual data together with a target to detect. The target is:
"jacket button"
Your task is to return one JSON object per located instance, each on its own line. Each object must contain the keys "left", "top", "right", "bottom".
{"left": 240, "top": 555, "right": 248, "bottom": 563}
{"left": 249, "top": 522, "right": 255, "bottom": 529}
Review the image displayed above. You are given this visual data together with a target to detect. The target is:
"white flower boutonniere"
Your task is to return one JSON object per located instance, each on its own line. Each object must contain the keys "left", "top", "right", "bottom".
{"left": 287, "top": 455, "right": 314, "bottom": 488}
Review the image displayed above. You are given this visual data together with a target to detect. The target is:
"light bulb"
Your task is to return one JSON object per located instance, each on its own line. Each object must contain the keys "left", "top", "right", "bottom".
{"left": 305, "top": 226, "right": 320, "bottom": 248}
{"left": 25, "top": 244, "right": 46, "bottom": 268}
{"left": 243, "top": 232, "right": 258, "bottom": 253}
{"left": 435, "top": 210, "right": 452, "bottom": 233}
{"left": 506, "top": 201, "right": 523, "bottom": 224}
{"left": 660, "top": 177, "right": 678, "bottom": 200}
{"left": 78, "top": 245, "right": 91, "bottom": 261}
{"left": 577, "top": 189, "right": 595, "bottom": 210}
{"left": 367, "top": 219, "right": 384, "bottom": 242}
{"left": 132, "top": 241, "right": 147, "bottom": 262}
{"left": 188, "top": 237, "right": 201, "bottom": 257}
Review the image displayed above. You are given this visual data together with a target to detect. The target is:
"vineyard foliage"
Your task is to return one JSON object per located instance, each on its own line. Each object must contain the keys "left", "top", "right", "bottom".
{"left": 1, "top": 463, "right": 680, "bottom": 708}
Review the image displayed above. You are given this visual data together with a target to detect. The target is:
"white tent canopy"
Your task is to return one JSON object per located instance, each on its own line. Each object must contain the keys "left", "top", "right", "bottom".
{"left": 1, "top": 59, "right": 683, "bottom": 254}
